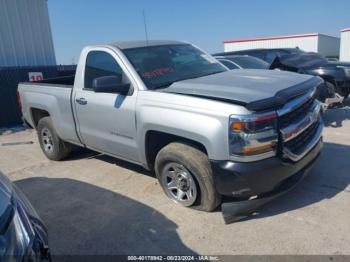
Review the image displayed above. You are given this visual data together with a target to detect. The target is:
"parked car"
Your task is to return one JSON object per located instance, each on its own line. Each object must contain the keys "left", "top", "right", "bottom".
{"left": 326, "top": 57, "right": 339, "bottom": 62}
{"left": 215, "top": 48, "right": 350, "bottom": 101}
{"left": 214, "top": 55, "right": 269, "bottom": 70}
{"left": 0, "top": 171, "right": 51, "bottom": 261}
{"left": 18, "top": 41, "right": 323, "bottom": 222}
{"left": 214, "top": 52, "right": 338, "bottom": 109}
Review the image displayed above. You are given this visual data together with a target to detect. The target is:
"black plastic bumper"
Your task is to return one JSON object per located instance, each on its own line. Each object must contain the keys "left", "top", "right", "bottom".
{"left": 210, "top": 139, "right": 322, "bottom": 223}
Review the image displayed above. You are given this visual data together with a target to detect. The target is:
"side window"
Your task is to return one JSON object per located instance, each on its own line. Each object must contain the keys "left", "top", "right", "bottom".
{"left": 219, "top": 59, "right": 240, "bottom": 70}
{"left": 84, "top": 51, "right": 129, "bottom": 90}
{"left": 247, "top": 51, "right": 265, "bottom": 61}
{"left": 265, "top": 51, "right": 278, "bottom": 64}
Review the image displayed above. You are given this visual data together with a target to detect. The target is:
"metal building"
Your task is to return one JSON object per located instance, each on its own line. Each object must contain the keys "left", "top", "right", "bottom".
{"left": 224, "top": 33, "right": 340, "bottom": 58}
{"left": 0, "top": 0, "right": 56, "bottom": 67}
{"left": 340, "top": 28, "right": 350, "bottom": 62}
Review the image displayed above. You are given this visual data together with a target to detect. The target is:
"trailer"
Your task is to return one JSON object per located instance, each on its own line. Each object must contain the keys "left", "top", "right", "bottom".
{"left": 224, "top": 33, "right": 340, "bottom": 58}
{"left": 340, "top": 29, "right": 350, "bottom": 62}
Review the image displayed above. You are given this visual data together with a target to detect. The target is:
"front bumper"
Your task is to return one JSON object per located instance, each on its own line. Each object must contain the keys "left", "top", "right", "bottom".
{"left": 210, "top": 138, "right": 322, "bottom": 223}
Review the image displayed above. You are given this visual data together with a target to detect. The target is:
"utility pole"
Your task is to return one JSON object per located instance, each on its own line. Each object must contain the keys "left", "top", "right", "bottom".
{"left": 142, "top": 9, "right": 149, "bottom": 45}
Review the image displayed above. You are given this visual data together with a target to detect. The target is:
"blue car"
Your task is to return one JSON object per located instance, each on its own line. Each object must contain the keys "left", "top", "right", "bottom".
{"left": 0, "top": 171, "right": 51, "bottom": 262}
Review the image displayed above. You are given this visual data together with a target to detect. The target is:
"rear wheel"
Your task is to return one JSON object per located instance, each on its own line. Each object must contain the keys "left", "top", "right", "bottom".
{"left": 155, "top": 142, "right": 221, "bottom": 211}
{"left": 37, "top": 117, "right": 71, "bottom": 160}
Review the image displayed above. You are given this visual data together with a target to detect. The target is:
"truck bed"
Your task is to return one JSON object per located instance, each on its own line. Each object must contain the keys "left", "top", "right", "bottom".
{"left": 21, "top": 75, "right": 75, "bottom": 88}
{"left": 18, "top": 77, "right": 81, "bottom": 145}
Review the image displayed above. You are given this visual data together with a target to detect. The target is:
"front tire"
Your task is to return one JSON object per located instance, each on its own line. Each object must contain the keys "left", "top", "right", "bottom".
{"left": 155, "top": 142, "right": 221, "bottom": 211}
{"left": 37, "top": 117, "right": 71, "bottom": 160}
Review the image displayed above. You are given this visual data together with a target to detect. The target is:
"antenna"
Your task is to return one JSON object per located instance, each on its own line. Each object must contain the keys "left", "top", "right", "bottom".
{"left": 142, "top": 9, "right": 149, "bottom": 45}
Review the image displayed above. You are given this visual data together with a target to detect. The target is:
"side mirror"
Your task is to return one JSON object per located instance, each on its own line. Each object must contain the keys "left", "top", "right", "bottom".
{"left": 92, "top": 75, "right": 130, "bottom": 95}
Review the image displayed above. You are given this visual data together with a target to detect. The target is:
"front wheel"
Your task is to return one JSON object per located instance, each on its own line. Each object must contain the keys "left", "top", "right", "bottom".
{"left": 155, "top": 142, "right": 221, "bottom": 211}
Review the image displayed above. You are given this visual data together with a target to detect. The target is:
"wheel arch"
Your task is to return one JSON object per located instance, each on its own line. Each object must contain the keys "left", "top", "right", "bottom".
{"left": 144, "top": 130, "right": 208, "bottom": 171}
{"left": 30, "top": 108, "right": 50, "bottom": 128}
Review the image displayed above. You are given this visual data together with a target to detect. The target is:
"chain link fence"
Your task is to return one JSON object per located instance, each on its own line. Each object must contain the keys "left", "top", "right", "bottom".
{"left": 0, "top": 65, "right": 76, "bottom": 127}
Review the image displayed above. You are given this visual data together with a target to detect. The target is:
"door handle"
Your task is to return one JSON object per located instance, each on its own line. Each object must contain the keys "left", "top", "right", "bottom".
{"left": 75, "top": 97, "right": 87, "bottom": 105}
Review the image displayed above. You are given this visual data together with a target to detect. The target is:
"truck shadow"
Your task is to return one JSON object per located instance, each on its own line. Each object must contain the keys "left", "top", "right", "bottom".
{"left": 251, "top": 142, "right": 350, "bottom": 220}
{"left": 323, "top": 98, "right": 350, "bottom": 128}
{"left": 15, "top": 177, "right": 196, "bottom": 256}
{"left": 66, "top": 148, "right": 154, "bottom": 178}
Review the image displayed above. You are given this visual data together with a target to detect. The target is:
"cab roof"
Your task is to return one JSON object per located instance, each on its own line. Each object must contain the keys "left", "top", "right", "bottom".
{"left": 110, "top": 40, "right": 187, "bottom": 50}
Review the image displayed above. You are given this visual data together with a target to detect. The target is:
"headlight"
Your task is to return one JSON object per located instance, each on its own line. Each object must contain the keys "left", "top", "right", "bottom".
{"left": 229, "top": 111, "right": 278, "bottom": 161}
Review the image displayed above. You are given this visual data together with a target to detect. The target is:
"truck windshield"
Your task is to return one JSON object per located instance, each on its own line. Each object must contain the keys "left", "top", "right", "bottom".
{"left": 123, "top": 44, "right": 227, "bottom": 90}
{"left": 228, "top": 56, "right": 269, "bottom": 69}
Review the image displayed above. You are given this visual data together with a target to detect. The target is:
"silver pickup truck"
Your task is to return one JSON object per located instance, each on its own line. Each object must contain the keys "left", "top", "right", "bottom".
{"left": 18, "top": 40, "right": 324, "bottom": 222}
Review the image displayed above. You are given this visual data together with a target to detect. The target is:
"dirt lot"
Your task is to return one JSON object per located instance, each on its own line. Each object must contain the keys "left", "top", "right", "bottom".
{"left": 1, "top": 103, "right": 350, "bottom": 255}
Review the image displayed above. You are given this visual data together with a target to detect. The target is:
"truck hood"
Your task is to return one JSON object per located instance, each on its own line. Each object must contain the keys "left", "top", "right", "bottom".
{"left": 162, "top": 70, "right": 322, "bottom": 111}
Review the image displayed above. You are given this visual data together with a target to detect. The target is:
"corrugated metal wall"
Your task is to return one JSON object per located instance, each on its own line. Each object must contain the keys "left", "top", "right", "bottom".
{"left": 317, "top": 35, "right": 340, "bottom": 57}
{"left": 0, "top": 66, "right": 76, "bottom": 127}
{"left": 0, "top": 0, "right": 56, "bottom": 67}
{"left": 224, "top": 35, "right": 319, "bottom": 53}
{"left": 340, "top": 29, "right": 350, "bottom": 62}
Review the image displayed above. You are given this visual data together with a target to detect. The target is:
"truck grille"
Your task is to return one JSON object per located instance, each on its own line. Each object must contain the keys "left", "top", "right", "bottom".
{"left": 284, "top": 122, "right": 319, "bottom": 155}
{"left": 279, "top": 97, "right": 314, "bottom": 129}
{"left": 277, "top": 89, "right": 323, "bottom": 162}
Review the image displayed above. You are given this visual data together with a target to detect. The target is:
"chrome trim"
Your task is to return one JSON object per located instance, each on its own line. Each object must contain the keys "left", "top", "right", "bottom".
{"left": 230, "top": 111, "right": 277, "bottom": 123}
{"left": 229, "top": 150, "right": 276, "bottom": 162}
{"left": 277, "top": 88, "right": 316, "bottom": 117}
{"left": 280, "top": 101, "right": 321, "bottom": 142}
{"left": 228, "top": 88, "right": 321, "bottom": 163}
{"left": 282, "top": 118, "right": 323, "bottom": 162}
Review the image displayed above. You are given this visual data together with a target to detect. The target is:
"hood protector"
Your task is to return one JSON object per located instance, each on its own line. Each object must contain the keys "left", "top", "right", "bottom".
{"left": 162, "top": 70, "right": 322, "bottom": 111}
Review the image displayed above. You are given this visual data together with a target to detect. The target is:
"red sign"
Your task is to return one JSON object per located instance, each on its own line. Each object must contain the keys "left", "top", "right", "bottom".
{"left": 29, "top": 72, "right": 43, "bottom": 82}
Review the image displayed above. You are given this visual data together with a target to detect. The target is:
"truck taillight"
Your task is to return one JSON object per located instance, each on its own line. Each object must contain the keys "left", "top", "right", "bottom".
{"left": 17, "top": 90, "right": 22, "bottom": 110}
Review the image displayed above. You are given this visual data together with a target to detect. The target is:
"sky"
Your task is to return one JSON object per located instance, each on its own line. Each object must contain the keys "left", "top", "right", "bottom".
{"left": 48, "top": 0, "right": 350, "bottom": 65}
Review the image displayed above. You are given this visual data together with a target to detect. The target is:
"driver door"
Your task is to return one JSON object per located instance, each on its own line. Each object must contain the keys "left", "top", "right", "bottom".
{"left": 73, "top": 50, "right": 139, "bottom": 162}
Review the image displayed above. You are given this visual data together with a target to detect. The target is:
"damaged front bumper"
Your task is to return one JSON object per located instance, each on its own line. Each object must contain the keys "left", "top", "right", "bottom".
{"left": 211, "top": 139, "right": 322, "bottom": 224}
{"left": 221, "top": 164, "right": 314, "bottom": 224}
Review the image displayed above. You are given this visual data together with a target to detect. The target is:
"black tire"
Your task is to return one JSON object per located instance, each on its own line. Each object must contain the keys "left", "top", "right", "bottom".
{"left": 326, "top": 81, "right": 349, "bottom": 100}
{"left": 37, "top": 117, "right": 71, "bottom": 160}
{"left": 325, "top": 81, "right": 336, "bottom": 97}
{"left": 344, "top": 91, "right": 350, "bottom": 100}
{"left": 316, "top": 82, "right": 333, "bottom": 103}
{"left": 155, "top": 142, "right": 221, "bottom": 211}
{"left": 324, "top": 81, "right": 342, "bottom": 108}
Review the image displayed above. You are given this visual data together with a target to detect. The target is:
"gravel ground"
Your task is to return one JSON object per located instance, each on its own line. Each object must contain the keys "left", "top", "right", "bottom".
{"left": 0, "top": 102, "right": 349, "bottom": 255}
